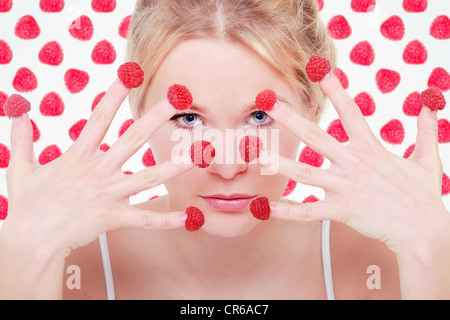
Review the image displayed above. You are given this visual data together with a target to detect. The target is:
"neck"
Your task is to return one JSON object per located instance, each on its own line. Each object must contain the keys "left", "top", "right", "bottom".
{"left": 162, "top": 214, "right": 320, "bottom": 282}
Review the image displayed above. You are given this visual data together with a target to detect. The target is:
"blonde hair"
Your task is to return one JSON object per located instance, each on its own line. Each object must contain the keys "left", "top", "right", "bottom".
{"left": 126, "top": 0, "right": 337, "bottom": 124}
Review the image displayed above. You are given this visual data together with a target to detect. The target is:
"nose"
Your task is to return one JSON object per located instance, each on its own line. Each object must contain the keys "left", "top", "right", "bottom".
{"left": 205, "top": 136, "right": 248, "bottom": 179}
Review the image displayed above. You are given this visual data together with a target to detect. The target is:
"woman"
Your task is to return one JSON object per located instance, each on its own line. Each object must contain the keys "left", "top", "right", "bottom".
{"left": 0, "top": 0, "right": 449, "bottom": 300}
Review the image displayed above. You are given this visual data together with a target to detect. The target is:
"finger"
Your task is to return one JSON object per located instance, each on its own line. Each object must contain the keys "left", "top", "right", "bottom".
{"left": 69, "top": 78, "right": 130, "bottom": 157}
{"left": 259, "top": 151, "right": 347, "bottom": 192}
{"left": 102, "top": 98, "right": 175, "bottom": 170}
{"left": 112, "top": 156, "right": 195, "bottom": 197}
{"left": 411, "top": 106, "right": 441, "bottom": 171}
{"left": 269, "top": 198, "right": 336, "bottom": 222}
{"left": 267, "top": 99, "right": 355, "bottom": 165}
{"left": 319, "top": 73, "right": 379, "bottom": 146}
{"left": 9, "top": 113, "right": 38, "bottom": 168}
{"left": 116, "top": 208, "right": 187, "bottom": 230}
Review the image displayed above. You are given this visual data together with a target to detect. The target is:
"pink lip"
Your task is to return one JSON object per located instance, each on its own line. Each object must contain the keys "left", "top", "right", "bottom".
{"left": 201, "top": 194, "right": 256, "bottom": 211}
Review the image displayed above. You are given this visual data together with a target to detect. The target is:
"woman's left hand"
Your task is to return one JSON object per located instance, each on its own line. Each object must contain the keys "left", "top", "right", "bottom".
{"left": 264, "top": 72, "right": 450, "bottom": 255}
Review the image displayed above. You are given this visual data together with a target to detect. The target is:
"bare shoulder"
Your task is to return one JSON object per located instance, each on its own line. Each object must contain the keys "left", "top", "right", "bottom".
{"left": 330, "top": 221, "right": 401, "bottom": 300}
{"left": 62, "top": 196, "right": 165, "bottom": 300}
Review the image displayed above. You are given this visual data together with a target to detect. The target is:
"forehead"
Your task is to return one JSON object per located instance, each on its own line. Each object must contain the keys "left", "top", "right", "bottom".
{"left": 145, "top": 38, "right": 304, "bottom": 118}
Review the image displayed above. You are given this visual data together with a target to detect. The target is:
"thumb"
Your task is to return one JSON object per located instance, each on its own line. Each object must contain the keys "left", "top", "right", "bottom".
{"left": 9, "top": 112, "right": 38, "bottom": 168}
{"left": 411, "top": 106, "right": 441, "bottom": 173}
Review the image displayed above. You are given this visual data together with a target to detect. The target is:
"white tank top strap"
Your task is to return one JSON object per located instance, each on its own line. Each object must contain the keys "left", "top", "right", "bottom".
{"left": 321, "top": 219, "right": 336, "bottom": 300}
{"left": 99, "top": 232, "right": 115, "bottom": 300}
{"left": 99, "top": 221, "right": 336, "bottom": 300}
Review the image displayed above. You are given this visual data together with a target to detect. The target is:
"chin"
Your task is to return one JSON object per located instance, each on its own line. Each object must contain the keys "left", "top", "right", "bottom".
{"left": 199, "top": 208, "right": 263, "bottom": 238}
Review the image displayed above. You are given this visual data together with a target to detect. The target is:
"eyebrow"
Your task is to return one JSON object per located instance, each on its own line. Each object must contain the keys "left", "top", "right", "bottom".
{"left": 188, "top": 95, "right": 292, "bottom": 114}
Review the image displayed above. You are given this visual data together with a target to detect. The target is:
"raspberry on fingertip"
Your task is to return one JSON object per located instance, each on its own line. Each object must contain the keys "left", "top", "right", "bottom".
{"left": 117, "top": 62, "right": 144, "bottom": 89}
{"left": 3, "top": 94, "right": 31, "bottom": 118}
{"left": 306, "top": 55, "right": 332, "bottom": 82}
{"left": 167, "top": 84, "right": 193, "bottom": 110}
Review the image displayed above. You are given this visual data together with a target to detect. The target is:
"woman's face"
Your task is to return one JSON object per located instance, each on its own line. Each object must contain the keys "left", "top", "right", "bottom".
{"left": 139, "top": 38, "right": 312, "bottom": 238}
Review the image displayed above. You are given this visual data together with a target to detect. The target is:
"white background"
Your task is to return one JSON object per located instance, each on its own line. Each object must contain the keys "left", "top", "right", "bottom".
{"left": 0, "top": 0, "right": 449, "bottom": 231}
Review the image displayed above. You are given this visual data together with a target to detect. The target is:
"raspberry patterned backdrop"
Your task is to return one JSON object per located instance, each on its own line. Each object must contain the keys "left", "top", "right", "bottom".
{"left": 0, "top": 0, "right": 449, "bottom": 224}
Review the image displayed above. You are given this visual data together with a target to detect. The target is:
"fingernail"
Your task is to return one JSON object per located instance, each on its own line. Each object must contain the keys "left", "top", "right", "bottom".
{"left": 269, "top": 202, "right": 277, "bottom": 214}
{"left": 181, "top": 213, "right": 188, "bottom": 221}
{"left": 11, "top": 113, "right": 26, "bottom": 123}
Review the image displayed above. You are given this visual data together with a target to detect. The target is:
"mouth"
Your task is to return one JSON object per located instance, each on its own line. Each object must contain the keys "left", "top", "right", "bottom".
{"left": 200, "top": 194, "right": 257, "bottom": 212}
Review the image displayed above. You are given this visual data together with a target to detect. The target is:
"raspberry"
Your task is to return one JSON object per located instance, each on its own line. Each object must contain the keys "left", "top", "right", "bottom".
{"left": 118, "top": 119, "right": 134, "bottom": 137}
{"left": 351, "top": 0, "right": 376, "bottom": 12}
{"left": 65, "top": 69, "right": 89, "bottom": 94}
{"left": 0, "top": 91, "right": 7, "bottom": 116}
{"left": 117, "top": 62, "right": 144, "bottom": 89}
{"left": 376, "top": 69, "right": 400, "bottom": 94}
{"left": 438, "top": 119, "right": 450, "bottom": 144}
{"left": 3, "top": 94, "right": 31, "bottom": 118}
{"left": 167, "top": 84, "right": 193, "bottom": 110}
{"left": 354, "top": 92, "right": 376, "bottom": 116}
{"left": 428, "top": 67, "right": 450, "bottom": 92}
{"left": 40, "top": 92, "right": 64, "bottom": 116}
{"left": 69, "top": 15, "right": 94, "bottom": 41}
{"left": 303, "top": 195, "right": 319, "bottom": 203}
{"left": 92, "top": 0, "right": 116, "bottom": 12}
{"left": 299, "top": 146, "right": 323, "bottom": 167}
{"left": 91, "top": 92, "right": 106, "bottom": 111}
{"left": 99, "top": 143, "right": 110, "bottom": 152}
{"left": 0, "top": 143, "right": 10, "bottom": 168}
{"left": 430, "top": 15, "right": 450, "bottom": 40}
{"left": 15, "top": 15, "right": 40, "bottom": 40}
{"left": 92, "top": 40, "right": 116, "bottom": 65}
{"left": 403, "top": 40, "right": 427, "bottom": 65}
{"left": 403, "top": 0, "right": 427, "bottom": 12}
{"left": 327, "top": 119, "right": 349, "bottom": 143}
{"left": 255, "top": 89, "right": 277, "bottom": 111}
{"left": 350, "top": 41, "right": 375, "bottom": 66}
{"left": 0, "top": 0, "right": 12, "bottom": 12}
{"left": 250, "top": 197, "right": 271, "bottom": 220}
{"left": 333, "top": 68, "right": 349, "bottom": 89}
{"left": 442, "top": 173, "right": 450, "bottom": 196}
{"left": 317, "top": 0, "right": 323, "bottom": 11}
{"left": 142, "top": 147, "right": 156, "bottom": 167}
{"left": 69, "top": 119, "right": 88, "bottom": 141}
{"left": 40, "top": 0, "right": 64, "bottom": 12}
{"left": 0, "top": 39, "right": 12, "bottom": 64}
{"left": 305, "top": 55, "right": 331, "bottom": 82}
{"left": 38, "top": 145, "right": 62, "bottom": 165}
{"left": 39, "top": 41, "right": 63, "bottom": 66}
{"left": 31, "top": 119, "right": 40, "bottom": 142}
{"left": 402, "top": 91, "right": 422, "bottom": 116}
{"left": 380, "top": 15, "right": 405, "bottom": 41}
{"left": 185, "top": 206, "right": 205, "bottom": 231}
{"left": 282, "top": 179, "right": 297, "bottom": 197}
{"left": 420, "top": 87, "right": 446, "bottom": 111}
{"left": 190, "top": 140, "right": 215, "bottom": 169}
{"left": 119, "top": 15, "right": 131, "bottom": 39}
{"left": 0, "top": 196, "right": 8, "bottom": 220}
{"left": 239, "top": 135, "right": 263, "bottom": 163}
{"left": 403, "top": 144, "right": 415, "bottom": 158}
{"left": 327, "top": 15, "right": 352, "bottom": 40}
{"left": 380, "top": 119, "right": 405, "bottom": 144}
{"left": 13, "top": 67, "right": 38, "bottom": 92}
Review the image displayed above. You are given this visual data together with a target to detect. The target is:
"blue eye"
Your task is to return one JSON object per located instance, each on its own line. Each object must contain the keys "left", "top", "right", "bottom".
{"left": 247, "top": 111, "right": 274, "bottom": 128}
{"left": 170, "top": 111, "right": 275, "bottom": 131}
{"left": 169, "top": 113, "right": 202, "bottom": 130}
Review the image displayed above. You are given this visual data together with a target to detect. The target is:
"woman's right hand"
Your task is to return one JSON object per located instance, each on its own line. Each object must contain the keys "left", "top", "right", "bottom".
{"left": 1, "top": 78, "right": 194, "bottom": 262}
